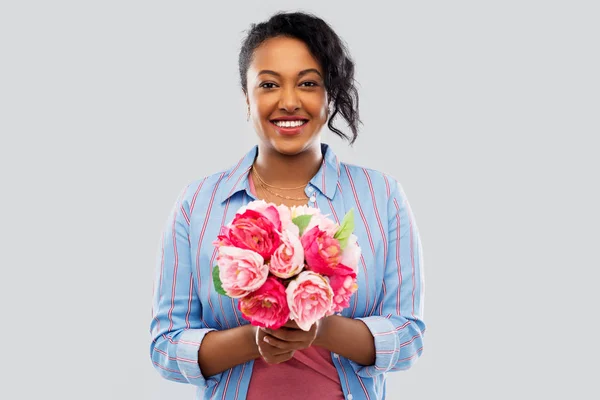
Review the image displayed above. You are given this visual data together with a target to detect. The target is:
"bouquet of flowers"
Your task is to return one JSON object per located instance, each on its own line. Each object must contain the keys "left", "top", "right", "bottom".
{"left": 212, "top": 200, "right": 361, "bottom": 331}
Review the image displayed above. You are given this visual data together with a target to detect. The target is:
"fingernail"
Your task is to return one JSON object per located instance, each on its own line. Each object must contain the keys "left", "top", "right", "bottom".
{"left": 263, "top": 337, "right": 269, "bottom": 343}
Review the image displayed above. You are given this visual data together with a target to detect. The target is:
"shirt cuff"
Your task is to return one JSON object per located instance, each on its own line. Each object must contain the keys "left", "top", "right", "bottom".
{"left": 352, "top": 316, "right": 398, "bottom": 375}
{"left": 175, "top": 328, "right": 219, "bottom": 387}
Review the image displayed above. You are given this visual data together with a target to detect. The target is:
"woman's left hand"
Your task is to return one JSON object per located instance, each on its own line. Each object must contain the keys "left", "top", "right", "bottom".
{"left": 260, "top": 320, "right": 318, "bottom": 351}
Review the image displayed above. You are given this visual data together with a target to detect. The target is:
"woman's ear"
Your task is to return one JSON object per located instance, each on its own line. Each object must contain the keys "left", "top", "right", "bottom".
{"left": 245, "top": 96, "right": 250, "bottom": 122}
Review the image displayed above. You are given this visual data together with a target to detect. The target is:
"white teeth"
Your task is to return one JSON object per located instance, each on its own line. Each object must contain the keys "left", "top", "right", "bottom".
{"left": 273, "top": 120, "right": 306, "bottom": 128}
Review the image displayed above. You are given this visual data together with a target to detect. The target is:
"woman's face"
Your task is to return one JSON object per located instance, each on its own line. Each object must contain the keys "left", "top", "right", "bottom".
{"left": 245, "top": 36, "right": 329, "bottom": 156}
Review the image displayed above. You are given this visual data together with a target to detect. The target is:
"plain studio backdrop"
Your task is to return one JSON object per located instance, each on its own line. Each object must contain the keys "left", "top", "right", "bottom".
{"left": 1, "top": 1, "right": 598, "bottom": 399}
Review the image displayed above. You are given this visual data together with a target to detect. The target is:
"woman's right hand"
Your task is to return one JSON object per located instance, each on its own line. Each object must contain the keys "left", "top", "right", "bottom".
{"left": 253, "top": 325, "right": 296, "bottom": 364}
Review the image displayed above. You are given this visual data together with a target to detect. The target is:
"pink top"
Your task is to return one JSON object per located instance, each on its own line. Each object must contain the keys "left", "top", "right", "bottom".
{"left": 245, "top": 173, "right": 344, "bottom": 400}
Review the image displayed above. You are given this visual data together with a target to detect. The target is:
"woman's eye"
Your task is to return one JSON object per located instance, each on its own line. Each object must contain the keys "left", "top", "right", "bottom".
{"left": 260, "top": 82, "right": 277, "bottom": 89}
{"left": 300, "top": 81, "right": 317, "bottom": 87}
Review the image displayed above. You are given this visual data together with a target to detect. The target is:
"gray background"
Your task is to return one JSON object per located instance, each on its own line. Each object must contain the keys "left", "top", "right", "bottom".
{"left": 1, "top": 1, "right": 598, "bottom": 399}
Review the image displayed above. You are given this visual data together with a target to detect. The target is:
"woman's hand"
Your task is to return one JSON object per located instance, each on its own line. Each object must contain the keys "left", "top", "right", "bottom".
{"left": 254, "top": 324, "right": 297, "bottom": 365}
{"left": 252, "top": 320, "right": 321, "bottom": 364}
{"left": 259, "top": 320, "right": 318, "bottom": 358}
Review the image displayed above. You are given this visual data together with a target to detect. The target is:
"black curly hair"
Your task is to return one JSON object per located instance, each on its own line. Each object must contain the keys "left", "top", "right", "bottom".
{"left": 238, "top": 11, "right": 361, "bottom": 145}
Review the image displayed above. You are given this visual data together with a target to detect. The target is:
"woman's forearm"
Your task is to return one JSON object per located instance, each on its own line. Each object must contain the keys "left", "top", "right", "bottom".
{"left": 315, "top": 315, "right": 375, "bottom": 366}
{"left": 198, "top": 324, "right": 260, "bottom": 377}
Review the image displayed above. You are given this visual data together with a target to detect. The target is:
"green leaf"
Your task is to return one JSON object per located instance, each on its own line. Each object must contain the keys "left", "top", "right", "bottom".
{"left": 292, "top": 214, "right": 313, "bottom": 236}
{"left": 334, "top": 208, "right": 355, "bottom": 249}
{"left": 212, "top": 265, "right": 228, "bottom": 296}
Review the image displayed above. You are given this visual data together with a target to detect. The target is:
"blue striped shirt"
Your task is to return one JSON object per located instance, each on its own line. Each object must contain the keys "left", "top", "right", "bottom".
{"left": 150, "top": 143, "right": 426, "bottom": 400}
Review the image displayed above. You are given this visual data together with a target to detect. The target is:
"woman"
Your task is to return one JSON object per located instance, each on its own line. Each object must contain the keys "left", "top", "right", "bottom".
{"left": 150, "top": 11, "right": 425, "bottom": 400}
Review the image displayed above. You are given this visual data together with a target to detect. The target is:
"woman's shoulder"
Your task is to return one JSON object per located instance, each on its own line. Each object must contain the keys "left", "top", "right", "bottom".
{"left": 178, "top": 146, "right": 258, "bottom": 204}
{"left": 338, "top": 161, "right": 405, "bottom": 198}
{"left": 337, "top": 161, "right": 416, "bottom": 226}
{"left": 176, "top": 168, "right": 234, "bottom": 206}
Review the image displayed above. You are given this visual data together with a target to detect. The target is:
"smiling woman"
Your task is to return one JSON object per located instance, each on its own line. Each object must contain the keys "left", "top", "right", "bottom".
{"left": 150, "top": 11, "right": 426, "bottom": 400}
{"left": 246, "top": 38, "right": 329, "bottom": 154}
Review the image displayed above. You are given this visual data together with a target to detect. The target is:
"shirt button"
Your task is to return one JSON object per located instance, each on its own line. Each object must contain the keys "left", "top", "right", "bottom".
{"left": 309, "top": 195, "right": 316, "bottom": 203}
{"left": 347, "top": 395, "right": 353, "bottom": 400}
{"left": 333, "top": 353, "right": 339, "bottom": 358}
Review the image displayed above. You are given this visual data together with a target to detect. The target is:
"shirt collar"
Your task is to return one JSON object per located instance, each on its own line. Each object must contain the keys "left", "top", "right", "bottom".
{"left": 219, "top": 142, "right": 341, "bottom": 204}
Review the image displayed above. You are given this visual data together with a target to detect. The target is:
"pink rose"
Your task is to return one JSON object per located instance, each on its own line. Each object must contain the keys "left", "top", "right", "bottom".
{"left": 328, "top": 264, "right": 358, "bottom": 314}
{"left": 289, "top": 205, "right": 336, "bottom": 234}
{"left": 216, "top": 246, "right": 269, "bottom": 298}
{"left": 286, "top": 271, "right": 334, "bottom": 331}
{"left": 300, "top": 226, "right": 342, "bottom": 276}
{"left": 215, "top": 208, "right": 282, "bottom": 260}
{"left": 269, "top": 228, "right": 305, "bottom": 279}
{"left": 238, "top": 276, "right": 290, "bottom": 329}
{"left": 303, "top": 212, "right": 339, "bottom": 237}
{"left": 340, "top": 234, "right": 361, "bottom": 274}
{"left": 276, "top": 204, "right": 293, "bottom": 231}
{"left": 237, "top": 200, "right": 283, "bottom": 232}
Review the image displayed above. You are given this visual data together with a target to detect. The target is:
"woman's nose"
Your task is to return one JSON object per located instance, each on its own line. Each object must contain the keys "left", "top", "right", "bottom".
{"left": 278, "top": 87, "right": 301, "bottom": 112}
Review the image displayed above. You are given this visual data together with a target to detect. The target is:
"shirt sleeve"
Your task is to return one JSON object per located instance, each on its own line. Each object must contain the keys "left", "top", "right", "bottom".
{"left": 352, "top": 178, "right": 426, "bottom": 377}
{"left": 149, "top": 183, "right": 220, "bottom": 389}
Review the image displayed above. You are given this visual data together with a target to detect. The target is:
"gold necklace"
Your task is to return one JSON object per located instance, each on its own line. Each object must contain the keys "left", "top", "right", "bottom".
{"left": 252, "top": 166, "right": 308, "bottom": 190}
{"left": 261, "top": 182, "right": 308, "bottom": 201}
{"left": 252, "top": 168, "right": 308, "bottom": 201}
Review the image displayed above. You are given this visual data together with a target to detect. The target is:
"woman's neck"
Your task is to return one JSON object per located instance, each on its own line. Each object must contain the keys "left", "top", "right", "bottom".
{"left": 253, "top": 143, "right": 323, "bottom": 188}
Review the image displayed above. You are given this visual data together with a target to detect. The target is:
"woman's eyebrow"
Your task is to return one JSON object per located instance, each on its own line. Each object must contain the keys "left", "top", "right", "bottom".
{"left": 298, "top": 68, "right": 323, "bottom": 78}
{"left": 257, "top": 68, "right": 323, "bottom": 78}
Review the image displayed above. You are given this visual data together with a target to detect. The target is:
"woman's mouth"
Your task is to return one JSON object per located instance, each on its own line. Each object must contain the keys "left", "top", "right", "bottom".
{"left": 270, "top": 119, "right": 309, "bottom": 135}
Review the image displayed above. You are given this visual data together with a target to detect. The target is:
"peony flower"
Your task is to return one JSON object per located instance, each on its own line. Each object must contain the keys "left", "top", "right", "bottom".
{"left": 328, "top": 264, "right": 358, "bottom": 314}
{"left": 237, "top": 200, "right": 283, "bottom": 232}
{"left": 214, "top": 208, "right": 281, "bottom": 260}
{"left": 238, "top": 276, "right": 290, "bottom": 329}
{"left": 216, "top": 246, "right": 269, "bottom": 298}
{"left": 304, "top": 213, "right": 339, "bottom": 237}
{"left": 301, "top": 226, "right": 342, "bottom": 276}
{"left": 340, "top": 234, "right": 361, "bottom": 274}
{"left": 276, "top": 204, "right": 293, "bottom": 232}
{"left": 286, "top": 271, "right": 334, "bottom": 331}
{"left": 269, "top": 228, "right": 305, "bottom": 279}
{"left": 288, "top": 206, "right": 337, "bottom": 236}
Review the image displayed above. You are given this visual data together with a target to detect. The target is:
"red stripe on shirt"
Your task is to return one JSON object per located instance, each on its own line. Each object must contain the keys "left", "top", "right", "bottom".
{"left": 364, "top": 169, "right": 387, "bottom": 317}
{"left": 345, "top": 165, "right": 373, "bottom": 316}
{"left": 190, "top": 177, "right": 207, "bottom": 215}
{"left": 393, "top": 197, "right": 403, "bottom": 315}
{"left": 197, "top": 173, "right": 226, "bottom": 329}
